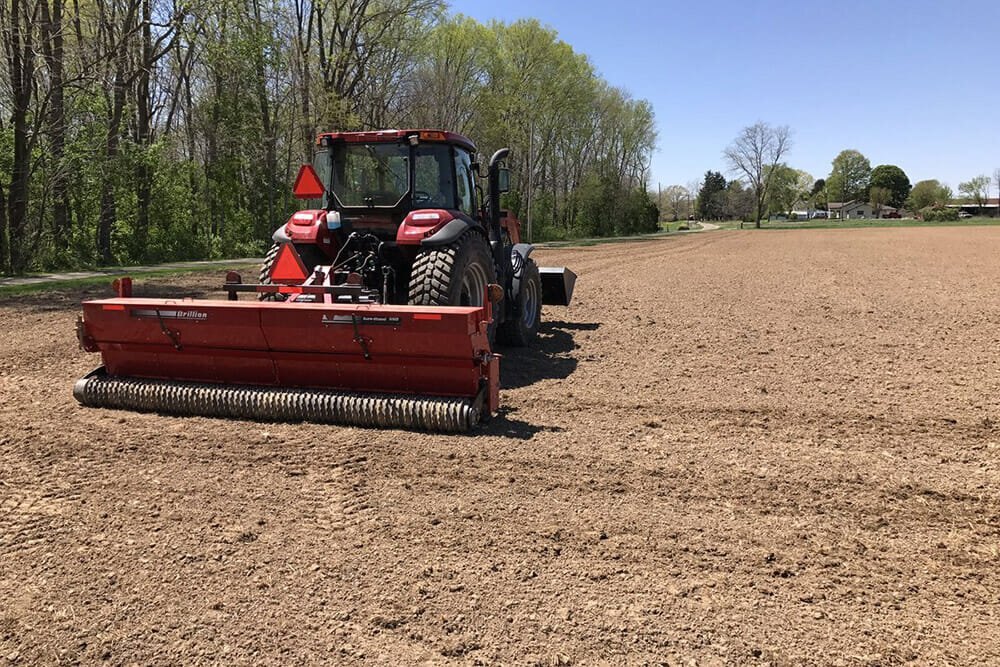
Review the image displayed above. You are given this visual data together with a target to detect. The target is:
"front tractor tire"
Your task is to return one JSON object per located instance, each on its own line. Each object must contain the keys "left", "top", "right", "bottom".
{"left": 408, "top": 232, "right": 497, "bottom": 308}
{"left": 498, "top": 257, "right": 541, "bottom": 347}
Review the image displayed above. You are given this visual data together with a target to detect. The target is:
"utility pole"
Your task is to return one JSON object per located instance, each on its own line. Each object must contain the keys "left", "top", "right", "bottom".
{"left": 657, "top": 181, "right": 662, "bottom": 224}
{"left": 526, "top": 119, "right": 534, "bottom": 243}
{"left": 994, "top": 167, "right": 1000, "bottom": 217}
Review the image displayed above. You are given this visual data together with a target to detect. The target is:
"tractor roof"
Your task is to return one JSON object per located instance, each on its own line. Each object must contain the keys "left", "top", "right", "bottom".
{"left": 316, "top": 129, "right": 476, "bottom": 153}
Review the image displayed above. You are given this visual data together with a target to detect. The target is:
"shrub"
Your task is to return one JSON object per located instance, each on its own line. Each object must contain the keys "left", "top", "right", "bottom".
{"left": 920, "top": 206, "right": 959, "bottom": 222}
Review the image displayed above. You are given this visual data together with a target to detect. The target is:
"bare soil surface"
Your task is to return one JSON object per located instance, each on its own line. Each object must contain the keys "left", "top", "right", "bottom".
{"left": 2, "top": 227, "right": 1000, "bottom": 666}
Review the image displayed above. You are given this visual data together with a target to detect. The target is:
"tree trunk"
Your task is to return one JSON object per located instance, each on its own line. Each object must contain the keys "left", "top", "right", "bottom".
{"left": 98, "top": 65, "right": 127, "bottom": 265}
{"left": 0, "top": 178, "right": 8, "bottom": 275}
{"left": 41, "top": 0, "right": 70, "bottom": 255}
{"left": 206, "top": 70, "right": 222, "bottom": 238}
{"left": 7, "top": 0, "right": 36, "bottom": 273}
{"left": 296, "top": 1, "right": 316, "bottom": 162}
{"left": 252, "top": 0, "right": 276, "bottom": 237}
{"left": 755, "top": 189, "right": 763, "bottom": 229}
{"left": 183, "top": 41, "right": 199, "bottom": 239}
{"left": 133, "top": 0, "right": 153, "bottom": 261}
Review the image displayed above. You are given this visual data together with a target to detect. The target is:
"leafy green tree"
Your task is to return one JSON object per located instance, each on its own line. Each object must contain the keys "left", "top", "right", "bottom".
{"left": 401, "top": 16, "right": 491, "bottom": 135}
{"left": 826, "top": 150, "right": 871, "bottom": 203}
{"left": 471, "top": 19, "right": 655, "bottom": 240}
{"left": 724, "top": 180, "right": 754, "bottom": 221}
{"left": 767, "top": 165, "right": 813, "bottom": 217}
{"left": 907, "top": 179, "right": 953, "bottom": 210}
{"left": 869, "top": 186, "right": 891, "bottom": 217}
{"left": 0, "top": 2, "right": 658, "bottom": 273}
{"left": 959, "top": 175, "right": 992, "bottom": 210}
{"left": 809, "top": 178, "right": 827, "bottom": 208}
{"left": 696, "top": 171, "right": 727, "bottom": 220}
{"left": 869, "top": 165, "right": 911, "bottom": 208}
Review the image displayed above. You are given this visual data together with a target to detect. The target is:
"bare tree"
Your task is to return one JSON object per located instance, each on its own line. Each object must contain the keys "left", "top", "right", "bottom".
{"left": 723, "top": 121, "right": 793, "bottom": 228}
{"left": 313, "top": 0, "right": 441, "bottom": 129}
{"left": 660, "top": 185, "right": 690, "bottom": 221}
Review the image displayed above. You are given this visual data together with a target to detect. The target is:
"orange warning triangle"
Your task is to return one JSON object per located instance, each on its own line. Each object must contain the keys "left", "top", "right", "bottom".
{"left": 293, "top": 164, "right": 326, "bottom": 199}
{"left": 269, "top": 243, "right": 308, "bottom": 283}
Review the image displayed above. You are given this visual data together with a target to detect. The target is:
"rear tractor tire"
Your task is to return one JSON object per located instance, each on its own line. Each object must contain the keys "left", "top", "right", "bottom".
{"left": 258, "top": 242, "right": 284, "bottom": 301}
{"left": 408, "top": 232, "right": 498, "bottom": 341}
{"left": 497, "top": 257, "right": 541, "bottom": 347}
{"left": 258, "top": 241, "right": 326, "bottom": 301}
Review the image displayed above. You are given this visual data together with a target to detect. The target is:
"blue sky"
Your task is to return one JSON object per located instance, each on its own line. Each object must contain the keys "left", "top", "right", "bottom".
{"left": 449, "top": 0, "right": 1000, "bottom": 192}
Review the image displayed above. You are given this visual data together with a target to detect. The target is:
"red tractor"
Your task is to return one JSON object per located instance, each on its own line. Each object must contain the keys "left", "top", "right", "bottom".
{"left": 73, "top": 130, "right": 575, "bottom": 432}
{"left": 259, "top": 129, "right": 572, "bottom": 344}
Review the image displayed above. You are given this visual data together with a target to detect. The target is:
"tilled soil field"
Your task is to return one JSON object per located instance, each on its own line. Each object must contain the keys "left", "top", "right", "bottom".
{"left": 2, "top": 227, "right": 1000, "bottom": 666}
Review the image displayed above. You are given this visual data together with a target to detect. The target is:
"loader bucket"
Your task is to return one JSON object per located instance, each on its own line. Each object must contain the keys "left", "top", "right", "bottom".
{"left": 539, "top": 267, "right": 577, "bottom": 306}
{"left": 74, "top": 298, "right": 500, "bottom": 432}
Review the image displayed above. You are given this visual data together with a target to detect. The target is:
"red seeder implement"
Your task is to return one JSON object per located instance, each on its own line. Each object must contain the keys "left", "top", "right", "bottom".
{"left": 75, "top": 277, "right": 499, "bottom": 432}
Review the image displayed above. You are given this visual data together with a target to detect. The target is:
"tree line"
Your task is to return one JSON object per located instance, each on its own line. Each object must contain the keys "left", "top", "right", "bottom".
{"left": 657, "top": 121, "right": 999, "bottom": 224}
{"left": 0, "top": 1, "right": 658, "bottom": 275}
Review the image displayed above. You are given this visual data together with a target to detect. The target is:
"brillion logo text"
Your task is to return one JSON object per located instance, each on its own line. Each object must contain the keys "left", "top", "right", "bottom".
{"left": 132, "top": 309, "right": 209, "bottom": 321}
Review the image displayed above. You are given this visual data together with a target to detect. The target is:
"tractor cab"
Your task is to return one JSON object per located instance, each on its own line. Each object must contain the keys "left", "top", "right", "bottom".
{"left": 276, "top": 129, "right": 539, "bottom": 308}
{"left": 273, "top": 128, "right": 572, "bottom": 315}
{"left": 303, "top": 130, "right": 482, "bottom": 240}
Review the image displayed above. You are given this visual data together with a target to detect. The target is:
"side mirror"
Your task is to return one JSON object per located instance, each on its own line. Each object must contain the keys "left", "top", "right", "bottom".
{"left": 293, "top": 164, "right": 326, "bottom": 199}
{"left": 497, "top": 168, "right": 510, "bottom": 194}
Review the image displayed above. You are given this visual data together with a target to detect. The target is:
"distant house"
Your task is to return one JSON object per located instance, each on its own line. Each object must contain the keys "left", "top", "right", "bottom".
{"left": 877, "top": 205, "right": 911, "bottom": 218}
{"left": 841, "top": 201, "right": 876, "bottom": 219}
{"left": 828, "top": 200, "right": 904, "bottom": 219}
{"left": 789, "top": 200, "right": 815, "bottom": 220}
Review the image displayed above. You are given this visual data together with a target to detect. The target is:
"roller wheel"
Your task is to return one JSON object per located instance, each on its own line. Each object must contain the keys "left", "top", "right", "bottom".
{"left": 498, "top": 257, "right": 541, "bottom": 347}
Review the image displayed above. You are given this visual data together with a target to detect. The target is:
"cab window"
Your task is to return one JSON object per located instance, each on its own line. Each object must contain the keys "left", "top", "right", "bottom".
{"left": 413, "top": 144, "right": 456, "bottom": 209}
{"left": 455, "top": 149, "right": 475, "bottom": 214}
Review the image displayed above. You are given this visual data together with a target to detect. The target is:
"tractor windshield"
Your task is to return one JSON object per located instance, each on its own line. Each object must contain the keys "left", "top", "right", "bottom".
{"left": 331, "top": 143, "right": 408, "bottom": 207}
{"left": 329, "top": 142, "right": 456, "bottom": 210}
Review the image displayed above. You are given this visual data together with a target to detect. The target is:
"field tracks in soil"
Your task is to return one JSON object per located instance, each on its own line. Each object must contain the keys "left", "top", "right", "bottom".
{"left": 0, "top": 481, "right": 79, "bottom": 555}
{"left": 291, "top": 445, "right": 376, "bottom": 534}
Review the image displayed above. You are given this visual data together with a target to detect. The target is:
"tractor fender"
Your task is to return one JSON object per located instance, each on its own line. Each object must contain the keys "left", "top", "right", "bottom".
{"left": 511, "top": 243, "right": 534, "bottom": 262}
{"left": 509, "top": 243, "right": 536, "bottom": 308}
{"left": 420, "top": 216, "right": 480, "bottom": 247}
{"left": 273, "top": 210, "right": 330, "bottom": 246}
{"left": 272, "top": 225, "right": 291, "bottom": 244}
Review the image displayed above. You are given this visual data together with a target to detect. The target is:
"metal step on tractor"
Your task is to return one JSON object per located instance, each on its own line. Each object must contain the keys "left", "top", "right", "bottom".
{"left": 74, "top": 129, "right": 576, "bottom": 432}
